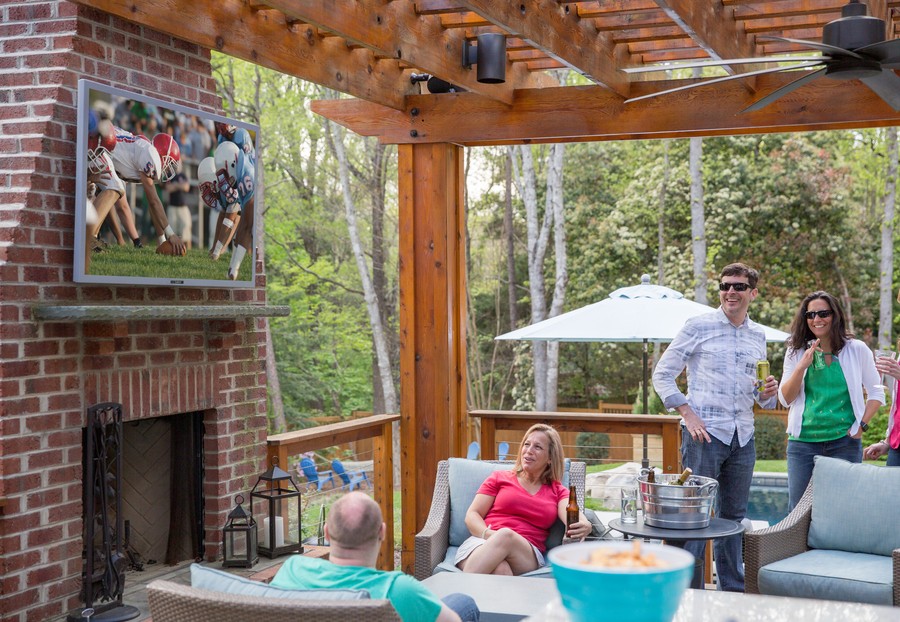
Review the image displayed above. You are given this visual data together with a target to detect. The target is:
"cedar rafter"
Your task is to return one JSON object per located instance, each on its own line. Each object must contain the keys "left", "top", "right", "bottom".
{"left": 652, "top": 0, "right": 762, "bottom": 91}
{"left": 311, "top": 73, "right": 900, "bottom": 146}
{"left": 258, "top": 0, "right": 552, "bottom": 104}
{"left": 457, "top": 0, "right": 632, "bottom": 97}
{"left": 70, "top": 0, "right": 414, "bottom": 109}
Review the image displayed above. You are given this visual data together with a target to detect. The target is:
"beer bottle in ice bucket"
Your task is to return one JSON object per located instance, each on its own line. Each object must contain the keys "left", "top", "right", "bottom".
{"left": 646, "top": 466, "right": 656, "bottom": 483}
{"left": 566, "top": 485, "right": 579, "bottom": 527}
{"left": 673, "top": 467, "right": 693, "bottom": 486}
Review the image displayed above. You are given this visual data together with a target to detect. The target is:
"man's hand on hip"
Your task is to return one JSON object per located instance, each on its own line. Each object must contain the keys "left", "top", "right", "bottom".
{"left": 678, "top": 405, "right": 711, "bottom": 443}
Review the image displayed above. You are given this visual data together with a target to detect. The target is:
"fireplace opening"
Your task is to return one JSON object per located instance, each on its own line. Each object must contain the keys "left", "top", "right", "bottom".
{"left": 120, "top": 410, "right": 205, "bottom": 566}
{"left": 77, "top": 404, "right": 206, "bottom": 617}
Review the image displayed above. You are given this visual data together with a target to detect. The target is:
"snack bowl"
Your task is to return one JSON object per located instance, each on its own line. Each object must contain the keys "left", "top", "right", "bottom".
{"left": 547, "top": 541, "right": 693, "bottom": 622}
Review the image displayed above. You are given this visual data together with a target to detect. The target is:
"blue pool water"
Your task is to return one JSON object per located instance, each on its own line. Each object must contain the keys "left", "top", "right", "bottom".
{"left": 746, "top": 474, "right": 790, "bottom": 526}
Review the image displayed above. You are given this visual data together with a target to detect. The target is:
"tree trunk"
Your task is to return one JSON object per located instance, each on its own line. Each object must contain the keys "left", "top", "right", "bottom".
{"left": 511, "top": 142, "right": 567, "bottom": 412}
{"left": 690, "top": 136, "right": 707, "bottom": 305}
{"left": 657, "top": 140, "right": 669, "bottom": 286}
{"left": 504, "top": 150, "right": 518, "bottom": 329}
{"left": 327, "top": 121, "right": 400, "bottom": 484}
{"left": 879, "top": 126, "right": 897, "bottom": 348}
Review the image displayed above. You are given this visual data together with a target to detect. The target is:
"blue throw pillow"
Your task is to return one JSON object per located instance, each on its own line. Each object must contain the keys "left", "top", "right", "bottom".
{"left": 807, "top": 456, "right": 900, "bottom": 556}
{"left": 447, "top": 457, "right": 570, "bottom": 547}
{"left": 190, "top": 564, "right": 370, "bottom": 600}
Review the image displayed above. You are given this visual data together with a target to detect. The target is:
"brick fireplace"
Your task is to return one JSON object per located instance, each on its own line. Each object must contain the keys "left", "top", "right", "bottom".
{"left": 0, "top": 3, "right": 272, "bottom": 620}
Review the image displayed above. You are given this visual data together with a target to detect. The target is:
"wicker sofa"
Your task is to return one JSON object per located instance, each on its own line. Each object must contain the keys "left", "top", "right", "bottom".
{"left": 744, "top": 456, "right": 900, "bottom": 606}
{"left": 146, "top": 563, "right": 400, "bottom": 622}
{"left": 413, "top": 458, "right": 586, "bottom": 581}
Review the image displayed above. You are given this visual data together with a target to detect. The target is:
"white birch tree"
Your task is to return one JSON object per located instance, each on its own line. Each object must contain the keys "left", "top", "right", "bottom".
{"left": 879, "top": 126, "right": 897, "bottom": 348}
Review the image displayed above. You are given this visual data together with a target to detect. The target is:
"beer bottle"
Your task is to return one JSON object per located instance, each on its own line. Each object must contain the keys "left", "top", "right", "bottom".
{"left": 646, "top": 466, "right": 656, "bottom": 483}
{"left": 566, "top": 485, "right": 579, "bottom": 527}
{"left": 673, "top": 467, "right": 693, "bottom": 486}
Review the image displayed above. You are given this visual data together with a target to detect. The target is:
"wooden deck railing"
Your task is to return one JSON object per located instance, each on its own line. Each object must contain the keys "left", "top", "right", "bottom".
{"left": 469, "top": 410, "right": 683, "bottom": 473}
{"left": 265, "top": 413, "right": 400, "bottom": 570}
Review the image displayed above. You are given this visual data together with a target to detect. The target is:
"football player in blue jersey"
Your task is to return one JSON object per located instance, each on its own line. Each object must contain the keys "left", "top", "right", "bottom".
{"left": 200, "top": 140, "right": 255, "bottom": 279}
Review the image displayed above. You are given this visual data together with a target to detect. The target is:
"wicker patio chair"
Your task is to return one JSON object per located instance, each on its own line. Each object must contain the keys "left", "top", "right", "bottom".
{"left": 147, "top": 580, "right": 401, "bottom": 622}
{"left": 744, "top": 457, "right": 900, "bottom": 606}
{"left": 414, "top": 458, "right": 586, "bottom": 581}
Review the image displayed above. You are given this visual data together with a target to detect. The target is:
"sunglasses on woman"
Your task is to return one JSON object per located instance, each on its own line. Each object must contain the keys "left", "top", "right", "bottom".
{"left": 804, "top": 310, "right": 833, "bottom": 319}
{"left": 718, "top": 282, "right": 751, "bottom": 292}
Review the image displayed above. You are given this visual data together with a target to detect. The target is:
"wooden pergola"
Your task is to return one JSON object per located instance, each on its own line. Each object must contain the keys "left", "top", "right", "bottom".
{"left": 79, "top": 0, "right": 900, "bottom": 574}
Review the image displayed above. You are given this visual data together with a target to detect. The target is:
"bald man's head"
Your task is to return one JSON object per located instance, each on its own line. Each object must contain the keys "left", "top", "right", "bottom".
{"left": 326, "top": 492, "right": 383, "bottom": 550}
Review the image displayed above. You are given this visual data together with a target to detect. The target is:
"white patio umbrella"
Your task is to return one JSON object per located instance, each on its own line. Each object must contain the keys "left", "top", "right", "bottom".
{"left": 496, "top": 274, "right": 789, "bottom": 466}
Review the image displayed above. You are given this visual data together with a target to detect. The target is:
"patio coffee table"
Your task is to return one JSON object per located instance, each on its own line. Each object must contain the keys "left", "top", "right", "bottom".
{"left": 609, "top": 516, "right": 744, "bottom": 589}
{"left": 525, "top": 589, "right": 900, "bottom": 621}
{"left": 422, "top": 572, "right": 559, "bottom": 622}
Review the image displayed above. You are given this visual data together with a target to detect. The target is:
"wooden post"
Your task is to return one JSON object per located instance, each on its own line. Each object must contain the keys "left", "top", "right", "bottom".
{"left": 398, "top": 143, "right": 467, "bottom": 574}
{"left": 373, "top": 419, "right": 394, "bottom": 570}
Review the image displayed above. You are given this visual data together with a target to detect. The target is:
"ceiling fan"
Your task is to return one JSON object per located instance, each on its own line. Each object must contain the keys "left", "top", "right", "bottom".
{"left": 622, "top": 0, "right": 900, "bottom": 112}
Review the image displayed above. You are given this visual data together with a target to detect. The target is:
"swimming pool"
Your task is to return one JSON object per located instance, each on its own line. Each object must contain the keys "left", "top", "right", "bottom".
{"left": 747, "top": 473, "right": 789, "bottom": 526}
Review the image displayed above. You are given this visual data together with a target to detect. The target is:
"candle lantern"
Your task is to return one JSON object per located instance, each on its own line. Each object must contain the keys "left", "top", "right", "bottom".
{"left": 250, "top": 457, "right": 303, "bottom": 558}
{"left": 222, "top": 494, "right": 258, "bottom": 568}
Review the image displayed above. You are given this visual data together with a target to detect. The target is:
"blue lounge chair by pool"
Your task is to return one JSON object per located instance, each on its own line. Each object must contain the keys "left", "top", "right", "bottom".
{"left": 497, "top": 442, "right": 510, "bottom": 461}
{"left": 298, "top": 457, "right": 334, "bottom": 491}
{"left": 331, "top": 459, "right": 369, "bottom": 491}
{"left": 466, "top": 441, "right": 480, "bottom": 460}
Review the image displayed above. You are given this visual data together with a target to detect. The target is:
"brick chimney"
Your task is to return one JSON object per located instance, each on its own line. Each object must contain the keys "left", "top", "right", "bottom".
{"left": 0, "top": 2, "right": 270, "bottom": 619}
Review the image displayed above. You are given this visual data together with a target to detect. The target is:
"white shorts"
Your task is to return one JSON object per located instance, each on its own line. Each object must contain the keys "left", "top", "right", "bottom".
{"left": 453, "top": 534, "right": 545, "bottom": 569}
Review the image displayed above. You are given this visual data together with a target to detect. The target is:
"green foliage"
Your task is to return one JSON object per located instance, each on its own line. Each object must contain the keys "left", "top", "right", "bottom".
{"left": 575, "top": 432, "right": 611, "bottom": 463}
{"left": 754, "top": 416, "right": 787, "bottom": 460}
{"left": 862, "top": 406, "right": 890, "bottom": 448}
{"left": 631, "top": 384, "right": 665, "bottom": 415}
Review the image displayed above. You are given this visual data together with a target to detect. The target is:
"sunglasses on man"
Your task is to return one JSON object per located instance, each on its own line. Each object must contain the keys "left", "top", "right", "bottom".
{"left": 804, "top": 310, "right": 833, "bottom": 320}
{"left": 718, "top": 282, "right": 751, "bottom": 292}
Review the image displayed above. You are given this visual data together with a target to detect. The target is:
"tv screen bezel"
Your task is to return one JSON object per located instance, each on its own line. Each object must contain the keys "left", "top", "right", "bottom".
{"left": 74, "top": 78, "right": 260, "bottom": 289}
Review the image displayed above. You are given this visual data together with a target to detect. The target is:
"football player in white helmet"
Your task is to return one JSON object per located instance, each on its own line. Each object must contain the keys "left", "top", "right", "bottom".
{"left": 198, "top": 155, "right": 240, "bottom": 259}
{"left": 207, "top": 141, "right": 255, "bottom": 279}
{"left": 90, "top": 128, "right": 187, "bottom": 256}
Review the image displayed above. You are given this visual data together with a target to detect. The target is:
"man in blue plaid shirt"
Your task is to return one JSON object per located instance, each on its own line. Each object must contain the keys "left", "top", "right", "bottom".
{"left": 653, "top": 263, "right": 779, "bottom": 591}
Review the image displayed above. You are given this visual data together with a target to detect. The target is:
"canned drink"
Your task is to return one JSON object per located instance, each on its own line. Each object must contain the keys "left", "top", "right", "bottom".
{"left": 756, "top": 360, "right": 770, "bottom": 390}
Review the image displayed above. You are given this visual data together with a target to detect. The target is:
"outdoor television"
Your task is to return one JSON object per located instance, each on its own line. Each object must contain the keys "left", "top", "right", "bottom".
{"left": 74, "top": 79, "right": 259, "bottom": 288}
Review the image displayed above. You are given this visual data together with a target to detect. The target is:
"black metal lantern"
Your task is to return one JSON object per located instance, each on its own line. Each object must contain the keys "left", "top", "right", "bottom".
{"left": 250, "top": 457, "right": 303, "bottom": 558}
{"left": 222, "top": 494, "right": 258, "bottom": 568}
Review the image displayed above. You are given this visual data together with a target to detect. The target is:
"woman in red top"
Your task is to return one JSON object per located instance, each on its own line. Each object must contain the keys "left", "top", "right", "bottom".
{"left": 455, "top": 423, "right": 591, "bottom": 575}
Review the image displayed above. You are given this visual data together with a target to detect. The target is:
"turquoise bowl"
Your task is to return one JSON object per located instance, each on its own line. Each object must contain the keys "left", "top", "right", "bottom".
{"left": 548, "top": 541, "right": 693, "bottom": 622}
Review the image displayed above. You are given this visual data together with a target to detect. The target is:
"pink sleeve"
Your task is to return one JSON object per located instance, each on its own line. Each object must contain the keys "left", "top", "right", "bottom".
{"left": 553, "top": 481, "right": 569, "bottom": 504}
{"left": 476, "top": 470, "right": 503, "bottom": 497}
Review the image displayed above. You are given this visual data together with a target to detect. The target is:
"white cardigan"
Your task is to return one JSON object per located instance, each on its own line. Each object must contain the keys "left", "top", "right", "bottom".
{"left": 778, "top": 338, "right": 885, "bottom": 438}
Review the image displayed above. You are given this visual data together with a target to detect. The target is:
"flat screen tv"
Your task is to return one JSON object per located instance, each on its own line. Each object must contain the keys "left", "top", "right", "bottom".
{"left": 74, "top": 79, "right": 259, "bottom": 288}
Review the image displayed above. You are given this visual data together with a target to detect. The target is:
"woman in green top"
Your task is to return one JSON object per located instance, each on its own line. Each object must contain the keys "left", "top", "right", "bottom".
{"left": 779, "top": 291, "right": 884, "bottom": 509}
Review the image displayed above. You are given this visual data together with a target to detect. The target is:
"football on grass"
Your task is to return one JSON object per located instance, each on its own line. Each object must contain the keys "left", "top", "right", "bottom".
{"left": 155, "top": 240, "right": 184, "bottom": 256}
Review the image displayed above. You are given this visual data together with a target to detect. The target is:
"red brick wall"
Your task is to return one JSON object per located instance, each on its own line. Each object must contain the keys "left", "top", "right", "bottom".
{"left": 0, "top": 2, "right": 269, "bottom": 620}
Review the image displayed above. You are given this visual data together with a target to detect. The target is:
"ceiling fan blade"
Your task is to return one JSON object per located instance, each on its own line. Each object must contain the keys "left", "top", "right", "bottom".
{"left": 860, "top": 70, "right": 900, "bottom": 111}
{"left": 741, "top": 67, "right": 828, "bottom": 113}
{"left": 855, "top": 38, "right": 900, "bottom": 67}
{"left": 757, "top": 36, "right": 863, "bottom": 60}
{"left": 624, "top": 62, "right": 823, "bottom": 105}
{"left": 621, "top": 56, "right": 824, "bottom": 74}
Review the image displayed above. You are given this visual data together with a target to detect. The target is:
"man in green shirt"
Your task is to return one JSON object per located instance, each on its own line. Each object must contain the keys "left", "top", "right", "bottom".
{"left": 272, "top": 492, "right": 478, "bottom": 622}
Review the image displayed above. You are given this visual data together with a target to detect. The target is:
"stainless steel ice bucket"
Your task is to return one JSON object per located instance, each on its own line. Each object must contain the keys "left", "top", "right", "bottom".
{"left": 637, "top": 473, "right": 718, "bottom": 529}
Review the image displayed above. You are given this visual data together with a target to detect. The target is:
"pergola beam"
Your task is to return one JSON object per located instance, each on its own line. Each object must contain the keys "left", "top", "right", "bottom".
{"left": 652, "top": 0, "right": 762, "bottom": 90}
{"left": 260, "top": 0, "right": 554, "bottom": 105}
{"left": 312, "top": 73, "right": 900, "bottom": 146}
{"left": 71, "top": 0, "right": 414, "bottom": 110}
{"left": 458, "top": 0, "right": 631, "bottom": 96}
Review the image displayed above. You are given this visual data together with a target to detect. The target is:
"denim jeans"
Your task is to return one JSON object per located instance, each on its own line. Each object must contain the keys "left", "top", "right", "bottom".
{"left": 680, "top": 427, "right": 754, "bottom": 592}
{"left": 786, "top": 436, "right": 861, "bottom": 509}
{"left": 888, "top": 447, "right": 900, "bottom": 467}
{"left": 442, "top": 592, "right": 480, "bottom": 622}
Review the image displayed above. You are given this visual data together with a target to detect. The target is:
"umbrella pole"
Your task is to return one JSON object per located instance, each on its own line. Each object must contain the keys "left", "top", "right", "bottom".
{"left": 642, "top": 339, "right": 649, "bottom": 469}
